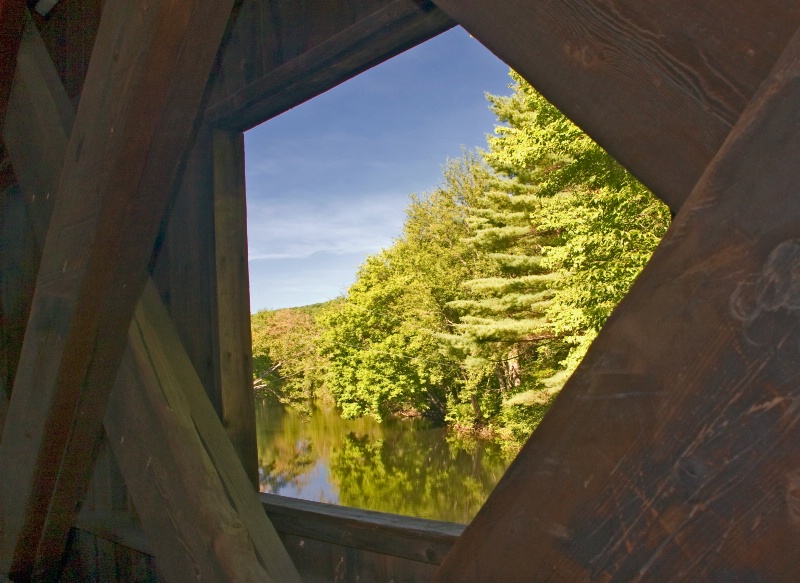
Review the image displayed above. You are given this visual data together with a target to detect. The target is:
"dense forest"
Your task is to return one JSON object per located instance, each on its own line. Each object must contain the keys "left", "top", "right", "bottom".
{"left": 252, "top": 72, "right": 670, "bottom": 448}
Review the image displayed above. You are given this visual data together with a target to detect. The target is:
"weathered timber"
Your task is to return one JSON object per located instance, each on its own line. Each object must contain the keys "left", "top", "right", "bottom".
{"left": 3, "top": 11, "right": 74, "bottom": 246}
{"left": 106, "top": 308, "right": 286, "bottom": 582}
{"left": 212, "top": 130, "right": 259, "bottom": 487}
{"left": 150, "top": 127, "right": 224, "bottom": 418}
{"left": 124, "top": 280, "right": 301, "bottom": 583}
{"left": 0, "top": 185, "right": 37, "bottom": 408}
{"left": 0, "top": 0, "right": 237, "bottom": 578}
{"left": 261, "top": 493, "right": 463, "bottom": 566}
{"left": 207, "top": 0, "right": 455, "bottom": 131}
{"left": 1, "top": 14, "right": 73, "bottom": 413}
{"left": 73, "top": 512, "right": 152, "bottom": 559}
{"left": 60, "top": 528, "right": 160, "bottom": 583}
{"left": 431, "top": 0, "right": 800, "bottom": 212}
{"left": 2, "top": 20, "right": 299, "bottom": 581}
{"left": 32, "top": 0, "right": 102, "bottom": 103}
{"left": 0, "top": 0, "right": 25, "bottom": 133}
{"left": 436, "top": 25, "right": 800, "bottom": 583}
{"left": 66, "top": 494, "right": 463, "bottom": 583}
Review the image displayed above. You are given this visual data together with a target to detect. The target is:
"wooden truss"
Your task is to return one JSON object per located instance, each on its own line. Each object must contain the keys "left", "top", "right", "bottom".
{"left": 1, "top": 0, "right": 800, "bottom": 581}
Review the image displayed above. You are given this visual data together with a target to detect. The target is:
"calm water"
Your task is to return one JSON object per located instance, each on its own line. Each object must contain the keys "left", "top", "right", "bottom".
{"left": 255, "top": 400, "right": 515, "bottom": 524}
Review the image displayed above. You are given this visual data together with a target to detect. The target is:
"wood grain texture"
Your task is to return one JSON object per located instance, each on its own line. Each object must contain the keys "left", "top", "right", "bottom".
{"left": 150, "top": 127, "right": 223, "bottom": 417}
{"left": 3, "top": 23, "right": 297, "bottom": 580}
{"left": 436, "top": 24, "right": 800, "bottom": 583}
{"left": 261, "top": 493, "right": 463, "bottom": 565}
{"left": 0, "top": 16, "right": 75, "bottom": 410}
{"left": 3, "top": 11, "right": 75, "bottom": 246}
{"left": 106, "top": 314, "right": 280, "bottom": 583}
{"left": 0, "top": 0, "right": 237, "bottom": 577}
{"left": 32, "top": 0, "right": 102, "bottom": 103}
{"left": 432, "top": 0, "right": 800, "bottom": 212}
{"left": 213, "top": 130, "right": 260, "bottom": 487}
{"left": 0, "top": 0, "right": 25, "bottom": 133}
{"left": 207, "top": 0, "right": 454, "bottom": 131}
{"left": 0, "top": 185, "right": 37, "bottom": 407}
{"left": 60, "top": 528, "right": 161, "bottom": 583}
{"left": 127, "top": 280, "right": 301, "bottom": 583}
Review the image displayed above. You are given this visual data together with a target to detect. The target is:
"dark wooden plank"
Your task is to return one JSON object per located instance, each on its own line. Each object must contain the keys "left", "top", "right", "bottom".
{"left": 2, "top": 18, "right": 296, "bottom": 581}
{"left": 3, "top": 10, "right": 74, "bottom": 246}
{"left": 279, "top": 532, "right": 441, "bottom": 583}
{"left": 73, "top": 513, "right": 153, "bottom": 558}
{"left": 106, "top": 283, "right": 301, "bottom": 583}
{"left": 32, "top": 0, "right": 103, "bottom": 103}
{"left": 150, "top": 127, "right": 223, "bottom": 417}
{"left": 261, "top": 493, "right": 463, "bottom": 565}
{"left": 0, "top": 185, "right": 37, "bottom": 406}
{"left": 0, "top": 0, "right": 238, "bottom": 578}
{"left": 206, "top": 0, "right": 455, "bottom": 131}
{"left": 107, "top": 324, "right": 274, "bottom": 582}
{"left": 436, "top": 24, "right": 800, "bottom": 583}
{"left": 0, "top": 0, "right": 25, "bottom": 133}
{"left": 212, "top": 130, "right": 259, "bottom": 486}
{"left": 432, "top": 0, "right": 800, "bottom": 212}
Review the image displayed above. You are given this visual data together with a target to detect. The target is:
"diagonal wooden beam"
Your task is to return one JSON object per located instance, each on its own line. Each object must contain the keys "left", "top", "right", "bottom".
{"left": 206, "top": 0, "right": 455, "bottom": 131}
{"left": 0, "top": 0, "right": 237, "bottom": 579}
{"left": 436, "top": 23, "right": 800, "bottom": 583}
{"left": 2, "top": 18, "right": 301, "bottom": 581}
{"left": 432, "top": 0, "right": 800, "bottom": 213}
{"left": 109, "top": 281, "right": 301, "bottom": 582}
{"left": 0, "top": 0, "right": 25, "bottom": 134}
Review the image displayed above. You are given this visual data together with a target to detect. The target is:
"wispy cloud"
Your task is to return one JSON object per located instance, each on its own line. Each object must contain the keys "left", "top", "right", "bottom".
{"left": 246, "top": 190, "right": 408, "bottom": 260}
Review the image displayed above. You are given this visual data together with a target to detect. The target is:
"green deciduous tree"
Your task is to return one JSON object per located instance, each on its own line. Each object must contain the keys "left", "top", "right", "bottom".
{"left": 251, "top": 307, "right": 329, "bottom": 410}
{"left": 319, "top": 155, "right": 490, "bottom": 423}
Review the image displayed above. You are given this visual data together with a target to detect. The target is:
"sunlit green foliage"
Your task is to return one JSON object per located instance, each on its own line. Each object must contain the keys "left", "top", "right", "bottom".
{"left": 318, "top": 155, "right": 491, "bottom": 423}
{"left": 251, "top": 307, "right": 330, "bottom": 410}
{"left": 254, "top": 71, "right": 669, "bottom": 449}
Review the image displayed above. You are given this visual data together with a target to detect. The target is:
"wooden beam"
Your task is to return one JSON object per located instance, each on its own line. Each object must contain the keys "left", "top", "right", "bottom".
{"left": 3, "top": 10, "right": 74, "bottom": 246}
{"left": 260, "top": 493, "right": 463, "bottom": 565}
{"left": 110, "top": 281, "right": 301, "bottom": 583}
{"left": 431, "top": 0, "right": 800, "bottom": 212}
{"left": 206, "top": 0, "right": 455, "bottom": 131}
{"left": 0, "top": 0, "right": 25, "bottom": 134}
{"left": 0, "top": 0, "right": 237, "bottom": 578}
{"left": 213, "top": 130, "right": 259, "bottom": 487}
{"left": 105, "top": 285, "right": 300, "bottom": 582}
{"left": 436, "top": 24, "right": 800, "bottom": 583}
{"left": 2, "top": 22, "right": 300, "bottom": 581}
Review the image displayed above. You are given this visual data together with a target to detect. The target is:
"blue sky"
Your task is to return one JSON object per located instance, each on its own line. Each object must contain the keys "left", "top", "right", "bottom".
{"left": 244, "top": 26, "right": 511, "bottom": 312}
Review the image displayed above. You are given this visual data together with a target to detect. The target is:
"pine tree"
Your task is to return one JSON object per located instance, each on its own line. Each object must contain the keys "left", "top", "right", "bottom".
{"left": 444, "top": 72, "right": 669, "bottom": 438}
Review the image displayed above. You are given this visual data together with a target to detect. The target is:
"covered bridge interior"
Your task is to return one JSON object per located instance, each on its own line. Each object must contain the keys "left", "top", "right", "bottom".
{"left": 1, "top": 0, "right": 800, "bottom": 581}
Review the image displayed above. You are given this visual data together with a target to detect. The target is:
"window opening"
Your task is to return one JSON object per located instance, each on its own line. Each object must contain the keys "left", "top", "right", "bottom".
{"left": 244, "top": 25, "right": 670, "bottom": 524}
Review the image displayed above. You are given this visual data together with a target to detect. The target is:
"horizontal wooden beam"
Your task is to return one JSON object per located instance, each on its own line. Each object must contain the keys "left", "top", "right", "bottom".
{"left": 436, "top": 24, "right": 800, "bottom": 583}
{"left": 206, "top": 0, "right": 455, "bottom": 131}
{"left": 261, "top": 493, "right": 463, "bottom": 565}
{"left": 0, "top": 0, "right": 237, "bottom": 578}
{"left": 432, "top": 0, "right": 800, "bottom": 212}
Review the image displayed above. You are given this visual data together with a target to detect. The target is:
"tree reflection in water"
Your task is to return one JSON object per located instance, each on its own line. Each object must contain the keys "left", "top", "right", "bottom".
{"left": 256, "top": 399, "right": 514, "bottom": 523}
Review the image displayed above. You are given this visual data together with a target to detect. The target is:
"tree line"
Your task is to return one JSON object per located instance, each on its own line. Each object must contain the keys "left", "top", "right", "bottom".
{"left": 251, "top": 72, "right": 670, "bottom": 447}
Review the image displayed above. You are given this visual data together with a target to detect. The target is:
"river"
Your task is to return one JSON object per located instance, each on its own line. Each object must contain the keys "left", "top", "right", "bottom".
{"left": 255, "top": 399, "right": 515, "bottom": 524}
